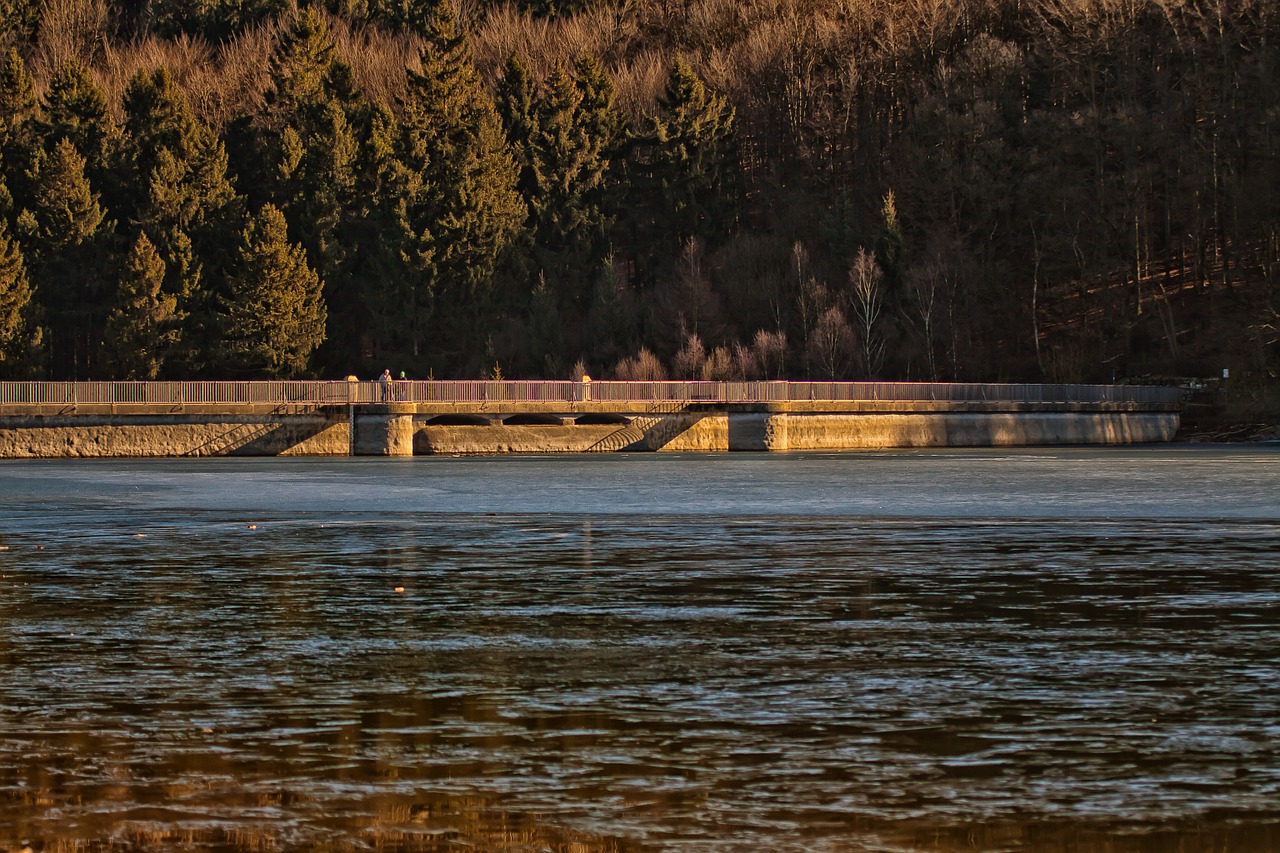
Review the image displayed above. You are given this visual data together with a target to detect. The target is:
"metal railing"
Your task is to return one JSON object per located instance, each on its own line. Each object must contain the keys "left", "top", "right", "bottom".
{"left": 0, "top": 380, "right": 1183, "bottom": 407}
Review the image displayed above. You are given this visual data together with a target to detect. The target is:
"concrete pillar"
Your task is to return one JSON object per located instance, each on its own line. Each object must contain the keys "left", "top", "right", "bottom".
{"left": 354, "top": 405, "right": 416, "bottom": 456}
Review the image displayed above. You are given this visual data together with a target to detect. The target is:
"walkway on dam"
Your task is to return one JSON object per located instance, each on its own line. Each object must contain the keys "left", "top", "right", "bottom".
{"left": 0, "top": 380, "right": 1182, "bottom": 414}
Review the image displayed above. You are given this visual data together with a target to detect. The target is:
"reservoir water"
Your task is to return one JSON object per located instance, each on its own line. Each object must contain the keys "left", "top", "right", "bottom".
{"left": 1, "top": 447, "right": 1278, "bottom": 851}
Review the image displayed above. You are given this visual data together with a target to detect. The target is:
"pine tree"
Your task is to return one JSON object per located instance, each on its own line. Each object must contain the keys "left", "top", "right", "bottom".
{"left": 151, "top": 0, "right": 288, "bottom": 41}
{"left": 572, "top": 53, "right": 626, "bottom": 149}
{"left": 248, "top": 7, "right": 369, "bottom": 219}
{"left": 121, "top": 67, "right": 240, "bottom": 232}
{"left": 526, "top": 272, "right": 564, "bottom": 375}
{"left": 527, "top": 64, "right": 611, "bottom": 298}
{"left": 327, "top": 0, "right": 444, "bottom": 35}
{"left": 261, "top": 6, "right": 340, "bottom": 129}
{"left": 623, "top": 58, "right": 739, "bottom": 281}
{"left": 120, "top": 67, "right": 242, "bottom": 373}
{"left": 0, "top": 49, "right": 35, "bottom": 143}
{"left": 392, "top": 1, "right": 524, "bottom": 363}
{"left": 220, "top": 204, "right": 326, "bottom": 377}
{"left": 40, "top": 60, "right": 116, "bottom": 185}
{"left": 104, "top": 232, "right": 180, "bottom": 379}
{"left": 242, "top": 8, "right": 384, "bottom": 372}
{"left": 653, "top": 58, "right": 738, "bottom": 240}
{"left": 0, "top": 49, "right": 38, "bottom": 212}
{"left": 0, "top": 217, "right": 37, "bottom": 374}
{"left": 19, "top": 137, "right": 109, "bottom": 378}
{"left": 124, "top": 67, "right": 200, "bottom": 180}
{"left": 496, "top": 53, "right": 539, "bottom": 201}
{"left": 0, "top": 0, "right": 39, "bottom": 45}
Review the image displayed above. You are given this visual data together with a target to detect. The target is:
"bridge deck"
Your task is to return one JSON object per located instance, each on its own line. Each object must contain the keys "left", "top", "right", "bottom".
{"left": 0, "top": 380, "right": 1182, "bottom": 414}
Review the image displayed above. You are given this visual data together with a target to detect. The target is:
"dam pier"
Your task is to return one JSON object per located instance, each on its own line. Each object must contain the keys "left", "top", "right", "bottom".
{"left": 0, "top": 380, "right": 1182, "bottom": 458}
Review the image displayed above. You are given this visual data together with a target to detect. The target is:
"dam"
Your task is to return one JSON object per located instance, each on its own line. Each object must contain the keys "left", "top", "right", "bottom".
{"left": 0, "top": 380, "right": 1182, "bottom": 458}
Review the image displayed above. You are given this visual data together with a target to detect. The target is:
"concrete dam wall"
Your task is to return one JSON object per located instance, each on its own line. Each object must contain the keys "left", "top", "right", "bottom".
{"left": 0, "top": 380, "right": 1181, "bottom": 457}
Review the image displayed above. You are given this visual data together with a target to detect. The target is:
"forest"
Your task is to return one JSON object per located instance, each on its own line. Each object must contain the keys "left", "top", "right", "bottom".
{"left": 0, "top": 0, "right": 1275, "bottom": 408}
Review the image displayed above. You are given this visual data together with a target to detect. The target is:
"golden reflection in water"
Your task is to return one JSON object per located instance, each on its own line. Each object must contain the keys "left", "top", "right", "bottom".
{"left": 4, "top": 796, "right": 1278, "bottom": 852}
{"left": 4, "top": 791, "right": 640, "bottom": 852}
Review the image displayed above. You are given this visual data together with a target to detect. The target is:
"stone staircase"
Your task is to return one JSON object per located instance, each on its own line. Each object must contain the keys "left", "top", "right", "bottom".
{"left": 183, "top": 421, "right": 277, "bottom": 456}
{"left": 584, "top": 403, "right": 692, "bottom": 452}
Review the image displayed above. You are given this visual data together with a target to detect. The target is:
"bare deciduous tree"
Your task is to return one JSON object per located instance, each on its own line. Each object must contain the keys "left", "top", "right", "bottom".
{"left": 807, "top": 306, "right": 854, "bottom": 380}
{"left": 750, "top": 329, "right": 788, "bottom": 379}
{"left": 672, "top": 332, "right": 707, "bottom": 379}
{"left": 614, "top": 347, "right": 668, "bottom": 381}
{"left": 849, "top": 247, "right": 886, "bottom": 379}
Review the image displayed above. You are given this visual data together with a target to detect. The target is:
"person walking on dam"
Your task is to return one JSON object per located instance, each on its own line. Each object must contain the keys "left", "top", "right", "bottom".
{"left": 378, "top": 369, "right": 392, "bottom": 401}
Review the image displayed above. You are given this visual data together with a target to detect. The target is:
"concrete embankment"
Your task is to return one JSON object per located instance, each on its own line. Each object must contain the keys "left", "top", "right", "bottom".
{"left": 0, "top": 401, "right": 1180, "bottom": 458}
{"left": 0, "top": 412, "right": 350, "bottom": 458}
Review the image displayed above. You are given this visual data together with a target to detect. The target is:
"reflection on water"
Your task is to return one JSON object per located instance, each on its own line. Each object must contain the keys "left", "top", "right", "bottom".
{"left": 1, "top": 450, "right": 1279, "bottom": 851}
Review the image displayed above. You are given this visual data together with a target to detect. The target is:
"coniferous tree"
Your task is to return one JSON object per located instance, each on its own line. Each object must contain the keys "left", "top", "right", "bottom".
{"left": 122, "top": 68, "right": 240, "bottom": 238}
{"left": 19, "top": 138, "right": 109, "bottom": 378}
{"left": 0, "top": 0, "right": 39, "bottom": 44}
{"left": 220, "top": 204, "right": 326, "bottom": 377}
{"left": 653, "top": 59, "right": 738, "bottom": 239}
{"left": 0, "top": 49, "right": 34, "bottom": 134}
{"left": 0, "top": 50, "right": 38, "bottom": 211}
{"left": 874, "top": 190, "right": 906, "bottom": 304}
{"left": 496, "top": 53, "right": 539, "bottom": 202}
{"left": 39, "top": 60, "right": 115, "bottom": 186}
{"left": 247, "top": 8, "right": 376, "bottom": 371}
{"left": 623, "top": 59, "right": 739, "bottom": 283}
{"left": 527, "top": 65, "right": 612, "bottom": 302}
{"left": 321, "top": 0, "right": 443, "bottom": 35}
{"left": 104, "top": 232, "right": 180, "bottom": 380}
{"left": 124, "top": 68, "right": 201, "bottom": 181}
{"left": 573, "top": 53, "right": 626, "bottom": 157}
{"left": 261, "top": 6, "right": 343, "bottom": 128}
{"left": 343, "top": 100, "right": 408, "bottom": 369}
{"left": 495, "top": 53, "right": 622, "bottom": 366}
{"left": 391, "top": 1, "right": 524, "bottom": 366}
{"left": 121, "top": 67, "right": 242, "bottom": 373}
{"left": 0, "top": 217, "right": 38, "bottom": 374}
{"left": 151, "top": 0, "right": 289, "bottom": 41}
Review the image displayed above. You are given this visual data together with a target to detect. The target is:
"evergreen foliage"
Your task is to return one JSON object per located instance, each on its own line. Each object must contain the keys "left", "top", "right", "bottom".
{"left": 0, "top": 0, "right": 1271, "bottom": 396}
{"left": 527, "top": 65, "right": 613, "bottom": 295}
{"left": 151, "top": 0, "right": 290, "bottom": 41}
{"left": 496, "top": 54, "right": 538, "bottom": 202}
{"left": 121, "top": 67, "right": 241, "bottom": 374}
{"left": 0, "top": 217, "right": 36, "bottom": 374}
{"left": 622, "top": 58, "right": 739, "bottom": 283}
{"left": 0, "top": 0, "right": 39, "bottom": 44}
{"left": 392, "top": 1, "right": 523, "bottom": 363}
{"left": 246, "top": 7, "right": 378, "bottom": 371}
{"left": 19, "top": 137, "right": 109, "bottom": 378}
{"left": 0, "top": 50, "right": 38, "bottom": 210}
{"left": 104, "top": 232, "right": 181, "bottom": 379}
{"left": 0, "top": 50, "right": 36, "bottom": 141}
{"left": 221, "top": 204, "right": 327, "bottom": 377}
{"left": 39, "top": 60, "right": 115, "bottom": 184}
